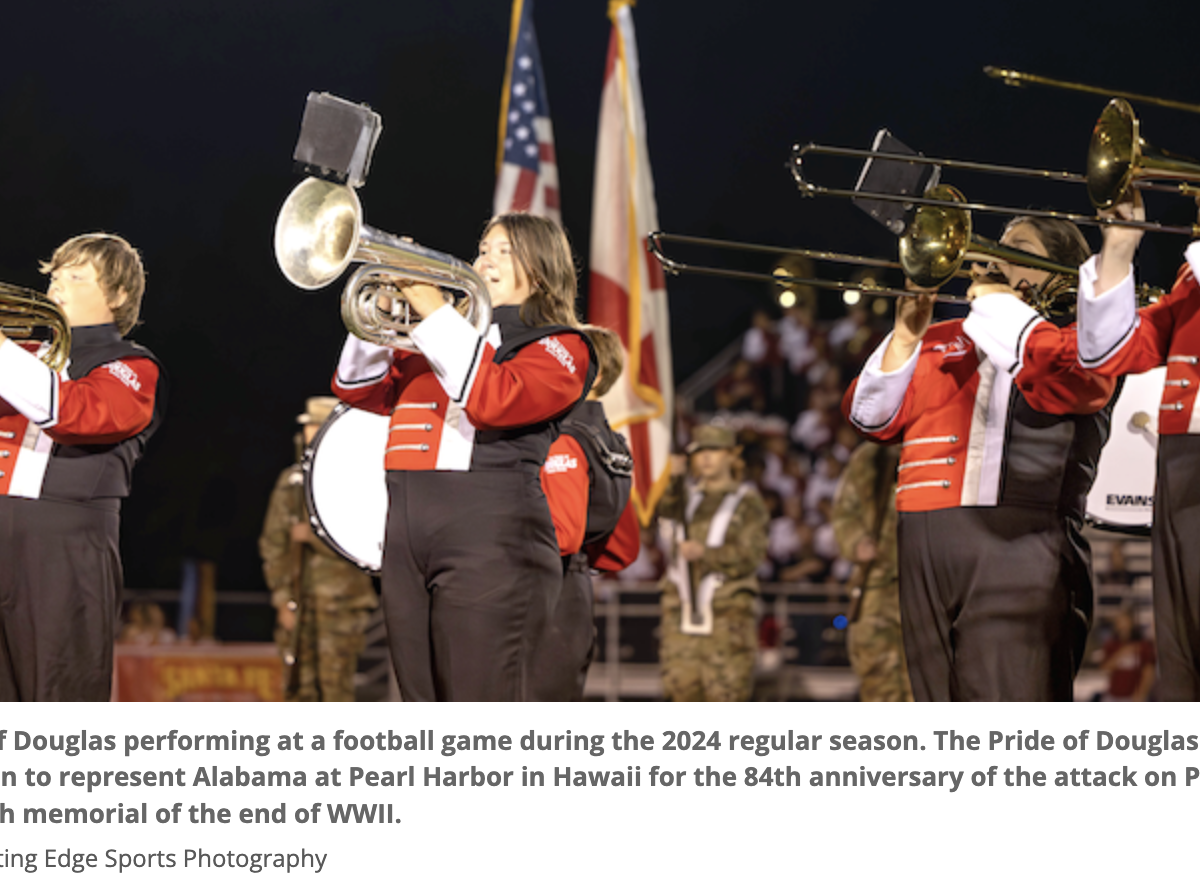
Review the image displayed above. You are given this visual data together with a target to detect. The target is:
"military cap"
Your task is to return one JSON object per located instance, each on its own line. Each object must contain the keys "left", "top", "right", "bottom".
{"left": 686, "top": 424, "right": 737, "bottom": 454}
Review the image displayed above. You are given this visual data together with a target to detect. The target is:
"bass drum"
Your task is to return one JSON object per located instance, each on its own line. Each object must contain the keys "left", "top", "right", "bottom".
{"left": 304, "top": 404, "right": 391, "bottom": 573}
{"left": 1085, "top": 367, "right": 1164, "bottom": 535}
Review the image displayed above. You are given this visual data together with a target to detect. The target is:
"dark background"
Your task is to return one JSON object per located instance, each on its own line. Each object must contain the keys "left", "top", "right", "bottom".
{"left": 5, "top": 0, "right": 1200, "bottom": 634}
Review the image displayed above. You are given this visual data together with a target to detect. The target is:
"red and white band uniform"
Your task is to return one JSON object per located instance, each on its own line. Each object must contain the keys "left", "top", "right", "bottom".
{"left": 1069, "top": 240, "right": 1200, "bottom": 699}
{"left": 333, "top": 304, "right": 593, "bottom": 701}
{"left": 536, "top": 399, "right": 639, "bottom": 699}
{"left": 845, "top": 304, "right": 1116, "bottom": 700}
{"left": 0, "top": 325, "right": 163, "bottom": 700}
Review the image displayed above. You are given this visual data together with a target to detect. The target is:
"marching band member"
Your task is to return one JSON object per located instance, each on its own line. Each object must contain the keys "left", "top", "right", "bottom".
{"left": 534, "top": 325, "right": 639, "bottom": 700}
{"left": 332, "top": 213, "right": 594, "bottom": 702}
{"left": 1057, "top": 193, "right": 1200, "bottom": 700}
{"left": 844, "top": 216, "right": 1115, "bottom": 701}
{"left": 0, "top": 233, "right": 165, "bottom": 701}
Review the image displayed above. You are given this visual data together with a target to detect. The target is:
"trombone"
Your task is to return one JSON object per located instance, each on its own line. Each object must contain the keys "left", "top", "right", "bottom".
{"left": 1, "top": 282, "right": 71, "bottom": 372}
{"left": 984, "top": 66, "right": 1200, "bottom": 116}
{"left": 648, "top": 231, "right": 964, "bottom": 306}
{"left": 792, "top": 100, "right": 1200, "bottom": 232}
{"left": 650, "top": 184, "right": 1162, "bottom": 318}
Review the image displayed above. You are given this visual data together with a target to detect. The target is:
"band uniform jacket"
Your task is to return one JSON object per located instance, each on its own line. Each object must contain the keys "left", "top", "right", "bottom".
{"left": 0, "top": 324, "right": 164, "bottom": 701}
{"left": 331, "top": 303, "right": 594, "bottom": 702}
{"left": 1070, "top": 240, "right": 1200, "bottom": 700}
{"left": 1075, "top": 241, "right": 1200, "bottom": 431}
{"left": 332, "top": 304, "right": 594, "bottom": 472}
{"left": 843, "top": 314, "right": 1116, "bottom": 515}
{"left": 0, "top": 325, "right": 163, "bottom": 505}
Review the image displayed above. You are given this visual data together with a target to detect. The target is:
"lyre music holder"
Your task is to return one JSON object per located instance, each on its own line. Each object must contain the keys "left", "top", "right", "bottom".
{"left": 291, "top": 92, "right": 382, "bottom": 188}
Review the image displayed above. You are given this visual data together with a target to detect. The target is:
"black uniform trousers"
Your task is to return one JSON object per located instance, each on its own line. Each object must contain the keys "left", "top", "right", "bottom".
{"left": 1152, "top": 435, "right": 1200, "bottom": 701}
{"left": 529, "top": 554, "right": 596, "bottom": 701}
{"left": 0, "top": 496, "right": 122, "bottom": 701}
{"left": 381, "top": 469, "right": 562, "bottom": 701}
{"left": 898, "top": 506, "right": 1084, "bottom": 701}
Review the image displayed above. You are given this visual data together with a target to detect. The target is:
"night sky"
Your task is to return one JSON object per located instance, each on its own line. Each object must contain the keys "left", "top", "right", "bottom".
{"left": 6, "top": 0, "right": 1200, "bottom": 634}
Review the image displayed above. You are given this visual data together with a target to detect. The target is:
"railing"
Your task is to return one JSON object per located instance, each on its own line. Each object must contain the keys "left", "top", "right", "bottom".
{"left": 121, "top": 523, "right": 1152, "bottom": 703}
{"left": 587, "top": 579, "right": 855, "bottom": 702}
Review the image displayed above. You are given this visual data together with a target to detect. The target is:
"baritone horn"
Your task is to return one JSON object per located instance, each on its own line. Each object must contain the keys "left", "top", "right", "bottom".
{"left": 273, "top": 177, "right": 492, "bottom": 350}
{"left": 1, "top": 282, "right": 71, "bottom": 371}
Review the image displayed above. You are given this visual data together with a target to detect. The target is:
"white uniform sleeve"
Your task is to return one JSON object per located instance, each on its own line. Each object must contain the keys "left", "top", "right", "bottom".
{"left": 1075, "top": 253, "right": 1137, "bottom": 368}
{"left": 334, "top": 334, "right": 393, "bottom": 388}
{"left": 848, "top": 333, "right": 919, "bottom": 432}
{"left": 410, "top": 304, "right": 486, "bottom": 403}
{"left": 1187, "top": 240, "right": 1200, "bottom": 285}
{"left": 963, "top": 294, "right": 1043, "bottom": 375}
{"left": 0, "top": 339, "right": 57, "bottom": 426}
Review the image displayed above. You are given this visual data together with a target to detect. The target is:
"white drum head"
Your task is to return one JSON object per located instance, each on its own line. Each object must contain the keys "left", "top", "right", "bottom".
{"left": 1085, "top": 367, "right": 1163, "bottom": 534}
{"left": 304, "top": 404, "right": 390, "bottom": 572}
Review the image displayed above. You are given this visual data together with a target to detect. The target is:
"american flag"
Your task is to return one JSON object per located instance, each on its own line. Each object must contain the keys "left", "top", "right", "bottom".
{"left": 589, "top": 0, "right": 674, "bottom": 527}
{"left": 493, "top": 0, "right": 559, "bottom": 221}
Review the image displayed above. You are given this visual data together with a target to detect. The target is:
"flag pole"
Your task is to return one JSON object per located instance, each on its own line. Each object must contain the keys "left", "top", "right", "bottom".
{"left": 496, "top": 0, "right": 526, "bottom": 178}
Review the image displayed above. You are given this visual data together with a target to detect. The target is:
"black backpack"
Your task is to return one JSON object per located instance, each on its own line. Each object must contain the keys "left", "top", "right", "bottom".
{"left": 561, "top": 418, "right": 633, "bottom": 545}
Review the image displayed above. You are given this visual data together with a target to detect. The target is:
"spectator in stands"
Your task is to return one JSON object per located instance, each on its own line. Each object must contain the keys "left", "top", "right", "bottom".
{"left": 775, "top": 520, "right": 831, "bottom": 583}
{"left": 742, "top": 308, "right": 785, "bottom": 407}
{"left": 1105, "top": 541, "right": 1140, "bottom": 587}
{"left": 1099, "top": 608, "right": 1155, "bottom": 702}
{"left": 828, "top": 297, "right": 872, "bottom": 354}
{"left": 119, "top": 601, "right": 177, "bottom": 646}
{"left": 760, "top": 434, "right": 806, "bottom": 501}
{"left": 791, "top": 385, "right": 839, "bottom": 453}
{"left": 775, "top": 259, "right": 819, "bottom": 418}
{"left": 830, "top": 423, "right": 860, "bottom": 464}
{"left": 804, "top": 451, "right": 845, "bottom": 527}
{"left": 742, "top": 308, "right": 782, "bottom": 367}
{"left": 714, "top": 357, "right": 767, "bottom": 413}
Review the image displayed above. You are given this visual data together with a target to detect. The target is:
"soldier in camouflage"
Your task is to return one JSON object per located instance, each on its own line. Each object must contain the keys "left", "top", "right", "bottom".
{"left": 658, "top": 425, "right": 769, "bottom": 702}
{"left": 831, "top": 441, "right": 913, "bottom": 702}
{"left": 259, "top": 397, "right": 379, "bottom": 702}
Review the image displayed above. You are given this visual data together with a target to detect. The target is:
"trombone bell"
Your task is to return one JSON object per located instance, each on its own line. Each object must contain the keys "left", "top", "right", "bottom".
{"left": 898, "top": 186, "right": 972, "bottom": 288}
{"left": 1088, "top": 99, "right": 1140, "bottom": 210}
{"left": 1088, "top": 98, "right": 1200, "bottom": 210}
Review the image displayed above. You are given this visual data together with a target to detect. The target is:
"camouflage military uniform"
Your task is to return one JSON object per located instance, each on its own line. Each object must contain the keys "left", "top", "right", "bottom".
{"left": 831, "top": 442, "right": 913, "bottom": 702}
{"left": 259, "top": 464, "right": 378, "bottom": 702}
{"left": 658, "top": 475, "right": 768, "bottom": 702}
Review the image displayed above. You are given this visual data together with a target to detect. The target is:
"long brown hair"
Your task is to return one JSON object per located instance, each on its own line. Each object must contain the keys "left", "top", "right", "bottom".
{"left": 584, "top": 325, "right": 625, "bottom": 397}
{"left": 1001, "top": 216, "right": 1092, "bottom": 268}
{"left": 483, "top": 213, "right": 581, "bottom": 328}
